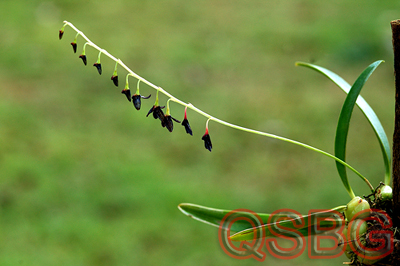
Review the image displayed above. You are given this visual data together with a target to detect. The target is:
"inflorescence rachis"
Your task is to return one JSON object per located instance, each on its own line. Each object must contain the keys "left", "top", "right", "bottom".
{"left": 58, "top": 21, "right": 374, "bottom": 191}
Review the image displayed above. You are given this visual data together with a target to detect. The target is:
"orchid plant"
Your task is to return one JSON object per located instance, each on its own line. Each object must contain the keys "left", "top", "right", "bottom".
{"left": 59, "top": 21, "right": 395, "bottom": 265}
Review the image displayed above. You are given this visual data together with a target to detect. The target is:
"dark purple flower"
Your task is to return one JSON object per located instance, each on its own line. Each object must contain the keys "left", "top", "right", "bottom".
{"left": 153, "top": 106, "right": 165, "bottom": 121}
{"left": 79, "top": 54, "right": 87, "bottom": 65}
{"left": 147, "top": 105, "right": 165, "bottom": 119}
{"left": 181, "top": 106, "right": 192, "bottom": 135}
{"left": 132, "top": 94, "right": 151, "bottom": 110}
{"left": 163, "top": 115, "right": 181, "bottom": 132}
{"left": 93, "top": 63, "right": 102, "bottom": 75}
{"left": 111, "top": 75, "right": 118, "bottom": 87}
{"left": 59, "top": 30, "right": 64, "bottom": 40}
{"left": 202, "top": 128, "right": 212, "bottom": 152}
{"left": 71, "top": 42, "right": 77, "bottom": 53}
{"left": 121, "top": 88, "right": 131, "bottom": 102}
{"left": 147, "top": 106, "right": 167, "bottom": 129}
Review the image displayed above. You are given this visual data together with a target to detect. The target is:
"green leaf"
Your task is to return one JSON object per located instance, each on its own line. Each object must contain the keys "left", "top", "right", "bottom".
{"left": 296, "top": 61, "right": 390, "bottom": 188}
{"left": 178, "top": 203, "right": 272, "bottom": 232}
{"left": 178, "top": 203, "right": 346, "bottom": 241}
{"left": 335, "top": 60, "right": 384, "bottom": 193}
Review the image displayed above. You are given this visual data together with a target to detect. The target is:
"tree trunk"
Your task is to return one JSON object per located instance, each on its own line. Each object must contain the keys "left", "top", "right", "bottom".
{"left": 391, "top": 19, "right": 400, "bottom": 228}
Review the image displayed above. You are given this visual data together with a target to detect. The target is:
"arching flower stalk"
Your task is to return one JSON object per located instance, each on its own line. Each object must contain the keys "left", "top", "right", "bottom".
{"left": 59, "top": 21, "right": 390, "bottom": 197}
{"left": 59, "top": 21, "right": 396, "bottom": 265}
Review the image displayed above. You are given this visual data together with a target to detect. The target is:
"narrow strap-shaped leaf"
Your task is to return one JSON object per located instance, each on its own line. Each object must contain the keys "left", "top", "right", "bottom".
{"left": 296, "top": 61, "right": 391, "bottom": 187}
{"left": 335, "top": 60, "right": 384, "bottom": 194}
{"left": 178, "top": 203, "right": 346, "bottom": 240}
{"left": 178, "top": 203, "right": 272, "bottom": 232}
{"left": 230, "top": 206, "right": 346, "bottom": 241}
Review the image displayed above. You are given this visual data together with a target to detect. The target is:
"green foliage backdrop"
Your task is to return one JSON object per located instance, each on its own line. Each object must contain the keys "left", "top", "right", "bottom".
{"left": 0, "top": 0, "right": 399, "bottom": 265}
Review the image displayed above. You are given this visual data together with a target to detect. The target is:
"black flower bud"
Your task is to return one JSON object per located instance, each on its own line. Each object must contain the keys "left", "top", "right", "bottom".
{"left": 71, "top": 42, "right": 77, "bottom": 53}
{"left": 182, "top": 119, "right": 192, "bottom": 135}
{"left": 132, "top": 94, "right": 151, "bottom": 110}
{"left": 181, "top": 107, "right": 193, "bottom": 135}
{"left": 79, "top": 54, "right": 87, "bottom": 65}
{"left": 111, "top": 75, "right": 118, "bottom": 87}
{"left": 59, "top": 30, "right": 64, "bottom": 40}
{"left": 121, "top": 88, "right": 131, "bottom": 102}
{"left": 202, "top": 130, "right": 212, "bottom": 152}
{"left": 132, "top": 95, "right": 142, "bottom": 110}
{"left": 93, "top": 63, "right": 102, "bottom": 75}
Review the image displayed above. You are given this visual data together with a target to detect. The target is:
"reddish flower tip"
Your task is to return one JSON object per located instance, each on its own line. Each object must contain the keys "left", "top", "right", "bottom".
{"left": 111, "top": 75, "right": 118, "bottom": 87}
{"left": 79, "top": 55, "right": 87, "bottom": 65}
{"left": 59, "top": 30, "right": 64, "bottom": 40}
{"left": 71, "top": 42, "right": 77, "bottom": 53}
{"left": 184, "top": 106, "right": 188, "bottom": 120}
{"left": 93, "top": 63, "right": 102, "bottom": 75}
{"left": 202, "top": 132, "right": 212, "bottom": 152}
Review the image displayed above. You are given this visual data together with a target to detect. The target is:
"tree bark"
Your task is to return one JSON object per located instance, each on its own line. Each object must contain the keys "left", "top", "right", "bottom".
{"left": 391, "top": 19, "right": 400, "bottom": 227}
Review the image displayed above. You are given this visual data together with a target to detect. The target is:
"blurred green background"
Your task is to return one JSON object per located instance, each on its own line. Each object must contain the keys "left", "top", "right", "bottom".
{"left": 0, "top": 0, "right": 399, "bottom": 265}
